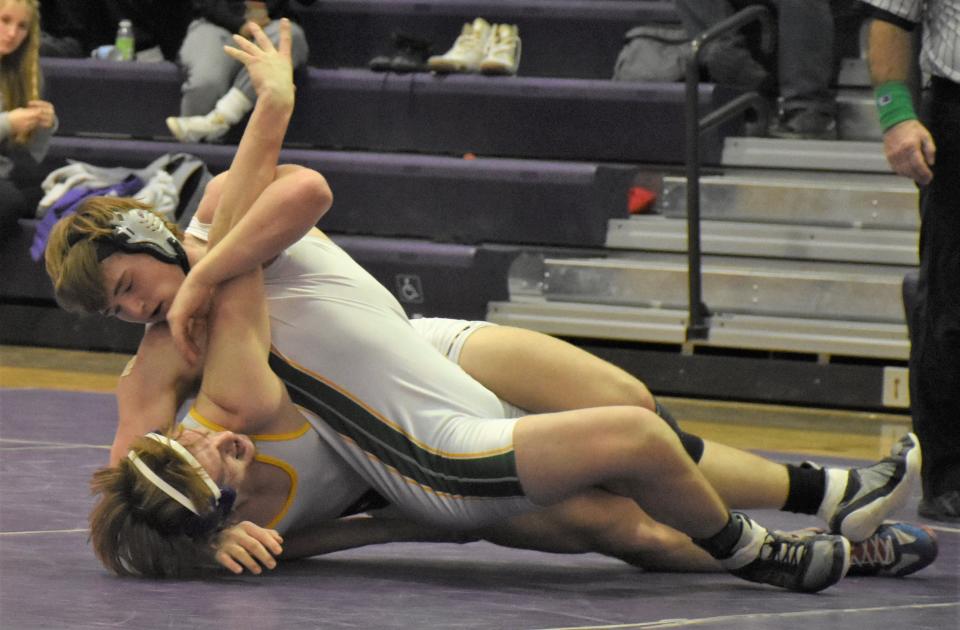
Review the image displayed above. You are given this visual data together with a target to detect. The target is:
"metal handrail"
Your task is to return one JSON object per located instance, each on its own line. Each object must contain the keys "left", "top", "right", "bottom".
{"left": 683, "top": 5, "right": 773, "bottom": 341}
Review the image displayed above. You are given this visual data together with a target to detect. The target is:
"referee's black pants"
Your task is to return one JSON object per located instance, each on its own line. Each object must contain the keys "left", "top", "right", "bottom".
{"left": 909, "top": 75, "right": 960, "bottom": 499}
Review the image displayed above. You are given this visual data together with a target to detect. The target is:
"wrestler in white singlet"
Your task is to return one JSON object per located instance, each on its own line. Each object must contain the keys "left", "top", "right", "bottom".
{"left": 186, "top": 220, "right": 536, "bottom": 527}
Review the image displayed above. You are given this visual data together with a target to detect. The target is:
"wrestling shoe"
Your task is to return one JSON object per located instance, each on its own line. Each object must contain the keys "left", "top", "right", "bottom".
{"left": 722, "top": 513, "right": 850, "bottom": 593}
{"left": 817, "top": 432, "right": 921, "bottom": 542}
{"left": 848, "top": 522, "right": 938, "bottom": 577}
{"left": 166, "top": 113, "right": 229, "bottom": 144}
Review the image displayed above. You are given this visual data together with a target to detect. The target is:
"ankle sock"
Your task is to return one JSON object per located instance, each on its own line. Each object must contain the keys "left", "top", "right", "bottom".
{"left": 693, "top": 512, "right": 744, "bottom": 559}
{"left": 783, "top": 462, "right": 827, "bottom": 514}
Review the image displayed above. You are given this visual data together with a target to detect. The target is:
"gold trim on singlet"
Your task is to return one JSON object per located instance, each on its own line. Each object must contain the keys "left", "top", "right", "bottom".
{"left": 255, "top": 453, "right": 298, "bottom": 530}
{"left": 188, "top": 405, "right": 311, "bottom": 441}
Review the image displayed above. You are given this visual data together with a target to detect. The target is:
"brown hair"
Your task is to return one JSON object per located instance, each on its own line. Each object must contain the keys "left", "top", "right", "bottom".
{"left": 88, "top": 432, "right": 227, "bottom": 578}
{"left": 44, "top": 197, "right": 183, "bottom": 315}
{"left": 0, "top": 0, "right": 41, "bottom": 143}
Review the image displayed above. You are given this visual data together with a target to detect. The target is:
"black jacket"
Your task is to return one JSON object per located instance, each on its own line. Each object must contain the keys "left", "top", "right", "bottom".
{"left": 191, "top": 0, "right": 316, "bottom": 35}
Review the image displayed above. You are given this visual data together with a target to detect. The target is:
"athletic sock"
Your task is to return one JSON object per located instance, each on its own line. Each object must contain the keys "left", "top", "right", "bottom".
{"left": 692, "top": 512, "right": 744, "bottom": 559}
{"left": 782, "top": 462, "right": 827, "bottom": 514}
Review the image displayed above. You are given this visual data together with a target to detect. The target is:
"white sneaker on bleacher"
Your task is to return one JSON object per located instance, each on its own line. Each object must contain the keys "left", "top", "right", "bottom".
{"left": 166, "top": 87, "right": 253, "bottom": 143}
{"left": 428, "top": 17, "right": 492, "bottom": 73}
{"left": 480, "top": 24, "right": 521, "bottom": 76}
{"left": 166, "top": 113, "right": 230, "bottom": 143}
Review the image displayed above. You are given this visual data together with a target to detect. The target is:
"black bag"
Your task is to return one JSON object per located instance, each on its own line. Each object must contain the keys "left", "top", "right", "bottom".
{"left": 613, "top": 25, "right": 690, "bottom": 82}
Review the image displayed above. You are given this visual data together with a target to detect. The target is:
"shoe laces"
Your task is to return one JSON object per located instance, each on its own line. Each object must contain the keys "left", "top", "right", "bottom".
{"left": 487, "top": 27, "right": 519, "bottom": 57}
{"left": 851, "top": 532, "right": 894, "bottom": 568}
{"left": 760, "top": 533, "right": 806, "bottom": 569}
{"left": 451, "top": 25, "right": 488, "bottom": 55}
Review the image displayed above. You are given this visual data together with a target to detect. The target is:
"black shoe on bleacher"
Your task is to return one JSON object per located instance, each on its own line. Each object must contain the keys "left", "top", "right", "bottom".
{"left": 369, "top": 32, "right": 432, "bottom": 73}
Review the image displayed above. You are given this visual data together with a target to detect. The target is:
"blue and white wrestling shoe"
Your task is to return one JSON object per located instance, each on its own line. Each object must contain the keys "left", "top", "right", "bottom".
{"left": 847, "top": 522, "right": 939, "bottom": 578}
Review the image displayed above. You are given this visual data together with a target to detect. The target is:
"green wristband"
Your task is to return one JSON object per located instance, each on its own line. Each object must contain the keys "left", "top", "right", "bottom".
{"left": 875, "top": 81, "right": 917, "bottom": 132}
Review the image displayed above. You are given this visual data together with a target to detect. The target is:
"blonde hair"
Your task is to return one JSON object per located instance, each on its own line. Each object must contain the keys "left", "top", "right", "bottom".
{"left": 0, "top": 0, "right": 41, "bottom": 143}
{"left": 44, "top": 197, "right": 184, "bottom": 315}
{"left": 89, "top": 431, "right": 226, "bottom": 578}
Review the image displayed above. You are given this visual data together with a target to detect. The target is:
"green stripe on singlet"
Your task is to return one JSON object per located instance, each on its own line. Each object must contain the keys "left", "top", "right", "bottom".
{"left": 268, "top": 352, "right": 525, "bottom": 499}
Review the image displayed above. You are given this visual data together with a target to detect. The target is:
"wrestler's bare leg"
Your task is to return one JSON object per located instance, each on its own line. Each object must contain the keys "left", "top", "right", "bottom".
{"left": 477, "top": 490, "right": 719, "bottom": 572}
{"left": 457, "top": 325, "right": 655, "bottom": 413}
{"left": 458, "top": 325, "right": 789, "bottom": 508}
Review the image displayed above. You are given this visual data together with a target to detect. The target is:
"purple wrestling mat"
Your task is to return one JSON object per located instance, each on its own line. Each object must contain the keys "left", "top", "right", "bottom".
{"left": 1, "top": 388, "right": 957, "bottom": 629}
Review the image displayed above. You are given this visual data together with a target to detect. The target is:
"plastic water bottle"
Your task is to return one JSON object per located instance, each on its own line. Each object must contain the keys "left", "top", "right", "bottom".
{"left": 115, "top": 19, "right": 135, "bottom": 61}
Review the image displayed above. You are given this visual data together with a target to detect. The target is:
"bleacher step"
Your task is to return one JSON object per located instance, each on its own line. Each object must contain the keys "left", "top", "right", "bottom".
{"left": 658, "top": 171, "right": 917, "bottom": 229}
{"left": 43, "top": 58, "right": 735, "bottom": 165}
{"left": 837, "top": 57, "right": 872, "bottom": 88}
{"left": 297, "top": 0, "right": 681, "bottom": 79}
{"left": 43, "top": 137, "right": 633, "bottom": 248}
{"left": 837, "top": 88, "right": 883, "bottom": 141}
{"left": 536, "top": 255, "right": 910, "bottom": 322}
{"left": 722, "top": 137, "right": 893, "bottom": 172}
{"left": 606, "top": 215, "right": 917, "bottom": 265}
{"left": 486, "top": 300, "right": 908, "bottom": 361}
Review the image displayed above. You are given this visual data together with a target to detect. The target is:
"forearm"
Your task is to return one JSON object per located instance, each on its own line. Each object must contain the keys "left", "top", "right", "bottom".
{"left": 188, "top": 167, "right": 331, "bottom": 287}
{"left": 867, "top": 18, "right": 914, "bottom": 85}
{"left": 207, "top": 97, "right": 293, "bottom": 248}
{"left": 110, "top": 327, "right": 200, "bottom": 464}
{"left": 111, "top": 378, "right": 184, "bottom": 465}
{"left": 279, "top": 517, "right": 477, "bottom": 560}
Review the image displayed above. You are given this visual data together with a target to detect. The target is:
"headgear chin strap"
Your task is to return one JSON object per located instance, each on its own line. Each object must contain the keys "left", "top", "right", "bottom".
{"left": 127, "top": 433, "right": 222, "bottom": 515}
{"left": 93, "top": 208, "right": 190, "bottom": 274}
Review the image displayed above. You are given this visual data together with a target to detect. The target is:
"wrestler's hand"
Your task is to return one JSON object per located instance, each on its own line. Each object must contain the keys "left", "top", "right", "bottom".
{"left": 215, "top": 521, "right": 284, "bottom": 575}
{"left": 883, "top": 119, "right": 936, "bottom": 185}
{"left": 166, "top": 272, "right": 214, "bottom": 365}
{"left": 225, "top": 19, "right": 294, "bottom": 109}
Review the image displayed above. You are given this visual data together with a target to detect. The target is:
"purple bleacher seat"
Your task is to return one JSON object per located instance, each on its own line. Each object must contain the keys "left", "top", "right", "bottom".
{"left": 292, "top": 0, "right": 681, "bottom": 79}
{"left": 42, "top": 137, "right": 635, "bottom": 247}
{"left": 42, "top": 60, "right": 737, "bottom": 164}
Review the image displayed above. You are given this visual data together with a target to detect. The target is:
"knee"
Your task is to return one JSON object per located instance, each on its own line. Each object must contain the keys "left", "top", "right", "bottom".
{"left": 285, "top": 168, "right": 334, "bottom": 214}
{"left": 606, "top": 371, "right": 655, "bottom": 411}
{"left": 265, "top": 20, "right": 310, "bottom": 67}
{"left": 287, "top": 22, "right": 310, "bottom": 67}
{"left": 605, "top": 408, "right": 684, "bottom": 466}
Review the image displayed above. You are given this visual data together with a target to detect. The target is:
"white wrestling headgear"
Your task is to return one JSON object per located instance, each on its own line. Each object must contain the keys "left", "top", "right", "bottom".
{"left": 127, "top": 433, "right": 221, "bottom": 515}
{"left": 81, "top": 208, "right": 190, "bottom": 274}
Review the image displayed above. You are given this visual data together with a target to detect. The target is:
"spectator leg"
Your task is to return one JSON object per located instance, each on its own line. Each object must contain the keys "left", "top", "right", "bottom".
{"left": 177, "top": 19, "right": 240, "bottom": 116}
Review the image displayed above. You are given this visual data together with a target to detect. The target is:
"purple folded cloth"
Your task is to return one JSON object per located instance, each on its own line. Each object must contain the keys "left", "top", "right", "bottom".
{"left": 30, "top": 174, "right": 144, "bottom": 261}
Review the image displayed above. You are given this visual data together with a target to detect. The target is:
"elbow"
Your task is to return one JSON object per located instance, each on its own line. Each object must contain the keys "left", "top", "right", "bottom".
{"left": 292, "top": 169, "right": 333, "bottom": 226}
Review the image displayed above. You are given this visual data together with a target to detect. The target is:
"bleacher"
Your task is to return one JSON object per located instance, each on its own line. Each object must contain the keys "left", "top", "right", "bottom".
{"left": 1, "top": 0, "right": 913, "bottom": 413}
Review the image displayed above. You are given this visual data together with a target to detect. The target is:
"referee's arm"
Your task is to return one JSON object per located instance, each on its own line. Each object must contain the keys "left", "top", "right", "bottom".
{"left": 867, "top": 16, "right": 936, "bottom": 184}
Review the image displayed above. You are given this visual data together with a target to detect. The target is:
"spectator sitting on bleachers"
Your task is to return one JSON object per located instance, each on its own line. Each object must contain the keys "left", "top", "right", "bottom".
{"left": 38, "top": 1, "right": 193, "bottom": 60}
{"left": 1, "top": 0, "right": 57, "bottom": 243}
{"left": 674, "top": 0, "right": 838, "bottom": 140}
{"left": 166, "top": 1, "right": 311, "bottom": 143}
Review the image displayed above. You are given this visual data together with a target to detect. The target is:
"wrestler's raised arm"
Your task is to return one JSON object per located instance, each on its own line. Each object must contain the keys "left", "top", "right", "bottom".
{"left": 109, "top": 20, "right": 326, "bottom": 460}
{"left": 166, "top": 20, "right": 332, "bottom": 362}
